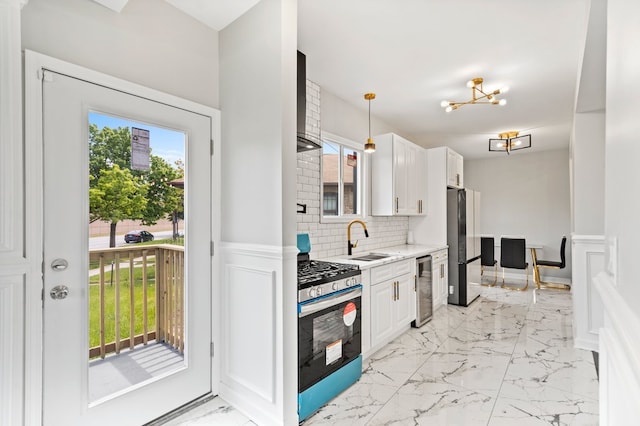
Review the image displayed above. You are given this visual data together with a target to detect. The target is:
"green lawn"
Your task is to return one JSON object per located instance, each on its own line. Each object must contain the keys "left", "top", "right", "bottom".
{"left": 88, "top": 266, "right": 157, "bottom": 348}
{"left": 88, "top": 239, "right": 184, "bottom": 349}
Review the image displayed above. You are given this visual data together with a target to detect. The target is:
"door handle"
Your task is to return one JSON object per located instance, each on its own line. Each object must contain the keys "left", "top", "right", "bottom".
{"left": 50, "top": 285, "right": 70, "bottom": 300}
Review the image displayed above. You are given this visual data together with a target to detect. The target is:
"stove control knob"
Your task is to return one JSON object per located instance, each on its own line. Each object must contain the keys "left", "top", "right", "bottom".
{"left": 317, "top": 287, "right": 322, "bottom": 296}
{"left": 308, "top": 287, "right": 316, "bottom": 298}
{"left": 332, "top": 282, "right": 339, "bottom": 291}
{"left": 348, "top": 278, "right": 354, "bottom": 286}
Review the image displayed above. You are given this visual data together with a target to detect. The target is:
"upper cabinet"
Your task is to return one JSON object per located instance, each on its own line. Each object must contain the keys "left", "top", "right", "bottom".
{"left": 371, "top": 133, "right": 427, "bottom": 216}
{"left": 446, "top": 148, "right": 464, "bottom": 188}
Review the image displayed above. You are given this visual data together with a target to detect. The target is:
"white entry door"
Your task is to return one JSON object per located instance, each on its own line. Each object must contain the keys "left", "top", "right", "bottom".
{"left": 42, "top": 70, "right": 212, "bottom": 425}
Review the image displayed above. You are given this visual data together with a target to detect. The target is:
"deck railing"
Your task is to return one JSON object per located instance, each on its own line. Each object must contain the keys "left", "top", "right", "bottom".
{"left": 88, "top": 244, "right": 184, "bottom": 359}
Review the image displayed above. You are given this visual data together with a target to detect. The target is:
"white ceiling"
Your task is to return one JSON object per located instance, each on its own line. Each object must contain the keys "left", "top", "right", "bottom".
{"left": 165, "top": 0, "right": 592, "bottom": 159}
{"left": 164, "top": 0, "right": 261, "bottom": 31}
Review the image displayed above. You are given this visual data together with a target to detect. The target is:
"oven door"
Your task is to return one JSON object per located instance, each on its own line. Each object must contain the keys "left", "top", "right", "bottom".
{"left": 298, "top": 286, "right": 362, "bottom": 392}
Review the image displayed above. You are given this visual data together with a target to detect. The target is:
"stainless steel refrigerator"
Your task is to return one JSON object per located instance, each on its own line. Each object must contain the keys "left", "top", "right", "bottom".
{"left": 447, "top": 188, "right": 482, "bottom": 306}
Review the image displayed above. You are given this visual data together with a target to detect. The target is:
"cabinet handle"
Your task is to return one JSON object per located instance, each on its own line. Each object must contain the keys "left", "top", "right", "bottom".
{"left": 396, "top": 197, "right": 399, "bottom": 213}
{"left": 456, "top": 173, "right": 460, "bottom": 186}
{"left": 440, "top": 263, "right": 444, "bottom": 278}
{"left": 414, "top": 275, "right": 417, "bottom": 292}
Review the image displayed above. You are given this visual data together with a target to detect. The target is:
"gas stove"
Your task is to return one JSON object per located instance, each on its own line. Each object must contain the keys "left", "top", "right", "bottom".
{"left": 297, "top": 259, "right": 361, "bottom": 303}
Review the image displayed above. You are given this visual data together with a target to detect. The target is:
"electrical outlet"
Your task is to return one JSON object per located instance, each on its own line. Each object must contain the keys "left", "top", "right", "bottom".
{"left": 449, "top": 285, "right": 454, "bottom": 295}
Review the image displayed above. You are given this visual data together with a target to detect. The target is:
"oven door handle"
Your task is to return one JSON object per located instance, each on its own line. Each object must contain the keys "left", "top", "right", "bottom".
{"left": 298, "top": 287, "right": 362, "bottom": 318}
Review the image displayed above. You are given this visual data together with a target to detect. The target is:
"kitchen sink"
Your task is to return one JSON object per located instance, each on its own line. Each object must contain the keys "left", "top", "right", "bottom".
{"left": 351, "top": 253, "right": 392, "bottom": 261}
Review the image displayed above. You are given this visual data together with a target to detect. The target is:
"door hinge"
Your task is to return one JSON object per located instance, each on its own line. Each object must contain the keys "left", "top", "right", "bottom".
{"left": 210, "top": 342, "right": 215, "bottom": 357}
{"left": 211, "top": 241, "right": 215, "bottom": 256}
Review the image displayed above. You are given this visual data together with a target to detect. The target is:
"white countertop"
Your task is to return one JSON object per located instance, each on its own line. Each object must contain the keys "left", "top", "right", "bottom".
{"left": 323, "top": 243, "right": 448, "bottom": 269}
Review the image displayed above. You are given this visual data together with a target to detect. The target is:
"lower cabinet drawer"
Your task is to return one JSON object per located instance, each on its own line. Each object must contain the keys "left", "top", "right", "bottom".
{"left": 371, "top": 259, "right": 413, "bottom": 285}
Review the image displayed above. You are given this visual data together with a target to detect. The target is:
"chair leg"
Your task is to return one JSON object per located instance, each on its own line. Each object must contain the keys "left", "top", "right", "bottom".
{"left": 501, "top": 266, "right": 528, "bottom": 291}
{"left": 538, "top": 278, "right": 571, "bottom": 290}
{"left": 537, "top": 265, "right": 571, "bottom": 290}
{"left": 481, "top": 265, "right": 497, "bottom": 287}
{"left": 493, "top": 264, "right": 498, "bottom": 286}
{"left": 531, "top": 248, "right": 541, "bottom": 290}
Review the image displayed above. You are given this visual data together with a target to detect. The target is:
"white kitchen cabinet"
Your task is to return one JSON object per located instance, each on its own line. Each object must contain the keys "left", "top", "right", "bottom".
{"left": 446, "top": 148, "right": 464, "bottom": 188}
{"left": 369, "top": 259, "right": 415, "bottom": 350}
{"left": 431, "top": 249, "right": 449, "bottom": 309}
{"left": 371, "top": 133, "right": 427, "bottom": 216}
{"left": 370, "top": 280, "right": 395, "bottom": 346}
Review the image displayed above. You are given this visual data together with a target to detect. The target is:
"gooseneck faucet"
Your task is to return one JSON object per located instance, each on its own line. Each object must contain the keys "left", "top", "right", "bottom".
{"left": 347, "top": 219, "right": 369, "bottom": 255}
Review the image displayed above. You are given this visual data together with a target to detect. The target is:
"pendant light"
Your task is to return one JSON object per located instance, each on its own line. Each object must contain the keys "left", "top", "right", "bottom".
{"left": 364, "top": 93, "right": 376, "bottom": 153}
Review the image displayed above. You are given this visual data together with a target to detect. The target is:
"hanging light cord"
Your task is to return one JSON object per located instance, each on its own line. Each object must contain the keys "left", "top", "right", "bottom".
{"left": 368, "top": 97, "right": 372, "bottom": 140}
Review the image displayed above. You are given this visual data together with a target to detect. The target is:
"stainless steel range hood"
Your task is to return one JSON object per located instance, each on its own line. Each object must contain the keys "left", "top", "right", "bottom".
{"left": 297, "top": 51, "right": 322, "bottom": 152}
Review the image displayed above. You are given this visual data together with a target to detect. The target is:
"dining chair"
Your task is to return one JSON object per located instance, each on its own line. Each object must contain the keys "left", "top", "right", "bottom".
{"left": 500, "top": 237, "right": 529, "bottom": 291}
{"left": 480, "top": 236, "right": 497, "bottom": 286}
{"left": 531, "top": 236, "right": 570, "bottom": 290}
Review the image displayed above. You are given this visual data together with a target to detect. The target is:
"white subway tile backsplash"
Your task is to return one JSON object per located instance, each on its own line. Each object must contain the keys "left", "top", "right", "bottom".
{"left": 296, "top": 80, "right": 409, "bottom": 259}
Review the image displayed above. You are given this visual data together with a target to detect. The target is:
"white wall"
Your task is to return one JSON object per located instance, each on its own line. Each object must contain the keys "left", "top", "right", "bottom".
{"left": 219, "top": 0, "right": 296, "bottom": 247}
{"left": 21, "top": 0, "right": 219, "bottom": 108}
{"left": 594, "top": 0, "right": 640, "bottom": 421}
{"left": 321, "top": 89, "right": 410, "bottom": 144}
{"left": 604, "top": 0, "right": 640, "bottom": 309}
{"left": 465, "top": 149, "right": 572, "bottom": 279}
{"left": 218, "top": 0, "right": 298, "bottom": 424}
{"left": 572, "top": 112, "right": 605, "bottom": 234}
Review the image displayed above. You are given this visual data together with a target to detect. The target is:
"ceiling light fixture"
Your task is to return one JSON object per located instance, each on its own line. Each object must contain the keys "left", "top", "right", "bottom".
{"left": 489, "top": 131, "right": 531, "bottom": 155}
{"left": 364, "top": 93, "right": 376, "bottom": 153}
{"left": 441, "top": 77, "right": 509, "bottom": 112}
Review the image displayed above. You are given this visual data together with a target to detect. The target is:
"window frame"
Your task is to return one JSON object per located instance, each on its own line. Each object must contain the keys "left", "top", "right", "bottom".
{"left": 319, "top": 132, "right": 367, "bottom": 223}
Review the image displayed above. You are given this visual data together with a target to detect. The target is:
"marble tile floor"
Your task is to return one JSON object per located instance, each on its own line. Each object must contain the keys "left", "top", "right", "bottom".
{"left": 162, "top": 285, "right": 599, "bottom": 425}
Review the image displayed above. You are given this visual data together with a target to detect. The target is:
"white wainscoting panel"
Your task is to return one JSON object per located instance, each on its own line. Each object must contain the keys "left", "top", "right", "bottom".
{"left": 0, "top": 274, "right": 24, "bottom": 426}
{"left": 571, "top": 235, "right": 604, "bottom": 351}
{"left": 594, "top": 272, "right": 640, "bottom": 425}
{"left": 225, "top": 264, "right": 276, "bottom": 402}
{"left": 0, "top": 0, "right": 23, "bottom": 257}
{"left": 219, "top": 242, "right": 298, "bottom": 426}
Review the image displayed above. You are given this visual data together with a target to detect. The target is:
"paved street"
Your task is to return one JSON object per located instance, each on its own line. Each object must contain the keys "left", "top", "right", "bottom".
{"left": 89, "top": 230, "right": 177, "bottom": 250}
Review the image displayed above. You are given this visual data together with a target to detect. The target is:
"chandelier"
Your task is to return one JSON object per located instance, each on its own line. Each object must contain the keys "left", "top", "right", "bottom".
{"left": 489, "top": 131, "right": 531, "bottom": 154}
{"left": 441, "top": 77, "right": 508, "bottom": 112}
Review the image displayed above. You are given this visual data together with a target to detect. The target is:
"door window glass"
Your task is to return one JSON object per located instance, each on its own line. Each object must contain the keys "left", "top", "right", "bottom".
{"left": 88, "top": 112, "right": 186, "bottom": 402}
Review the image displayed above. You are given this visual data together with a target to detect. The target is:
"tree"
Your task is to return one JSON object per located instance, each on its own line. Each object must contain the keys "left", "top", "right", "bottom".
{"left": 89, "top": 165, "right": 148, "bottom": 247}
{"left": 89, "top": 124, "right": 132, "bottom": 185}
{"left": 140, "top": 155, "right": 182, "bottom": 227}
{"left": 89, "top": 124, "right": 184, "bottom": 246}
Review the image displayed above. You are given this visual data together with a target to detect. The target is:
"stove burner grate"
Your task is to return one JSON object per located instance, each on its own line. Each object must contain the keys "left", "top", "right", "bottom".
{"left": 297, "top": 260, "right": 360, "bottom": 287}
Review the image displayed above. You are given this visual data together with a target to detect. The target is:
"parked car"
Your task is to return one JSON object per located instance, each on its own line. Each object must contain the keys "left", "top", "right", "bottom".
{"left": 124, "top": 230, "right": 154, "bottom": 243}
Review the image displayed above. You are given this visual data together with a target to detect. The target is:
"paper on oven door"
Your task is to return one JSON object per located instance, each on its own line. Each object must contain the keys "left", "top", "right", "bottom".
{"left": 326, "top": 339, "right": 342, "bottom": 365}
